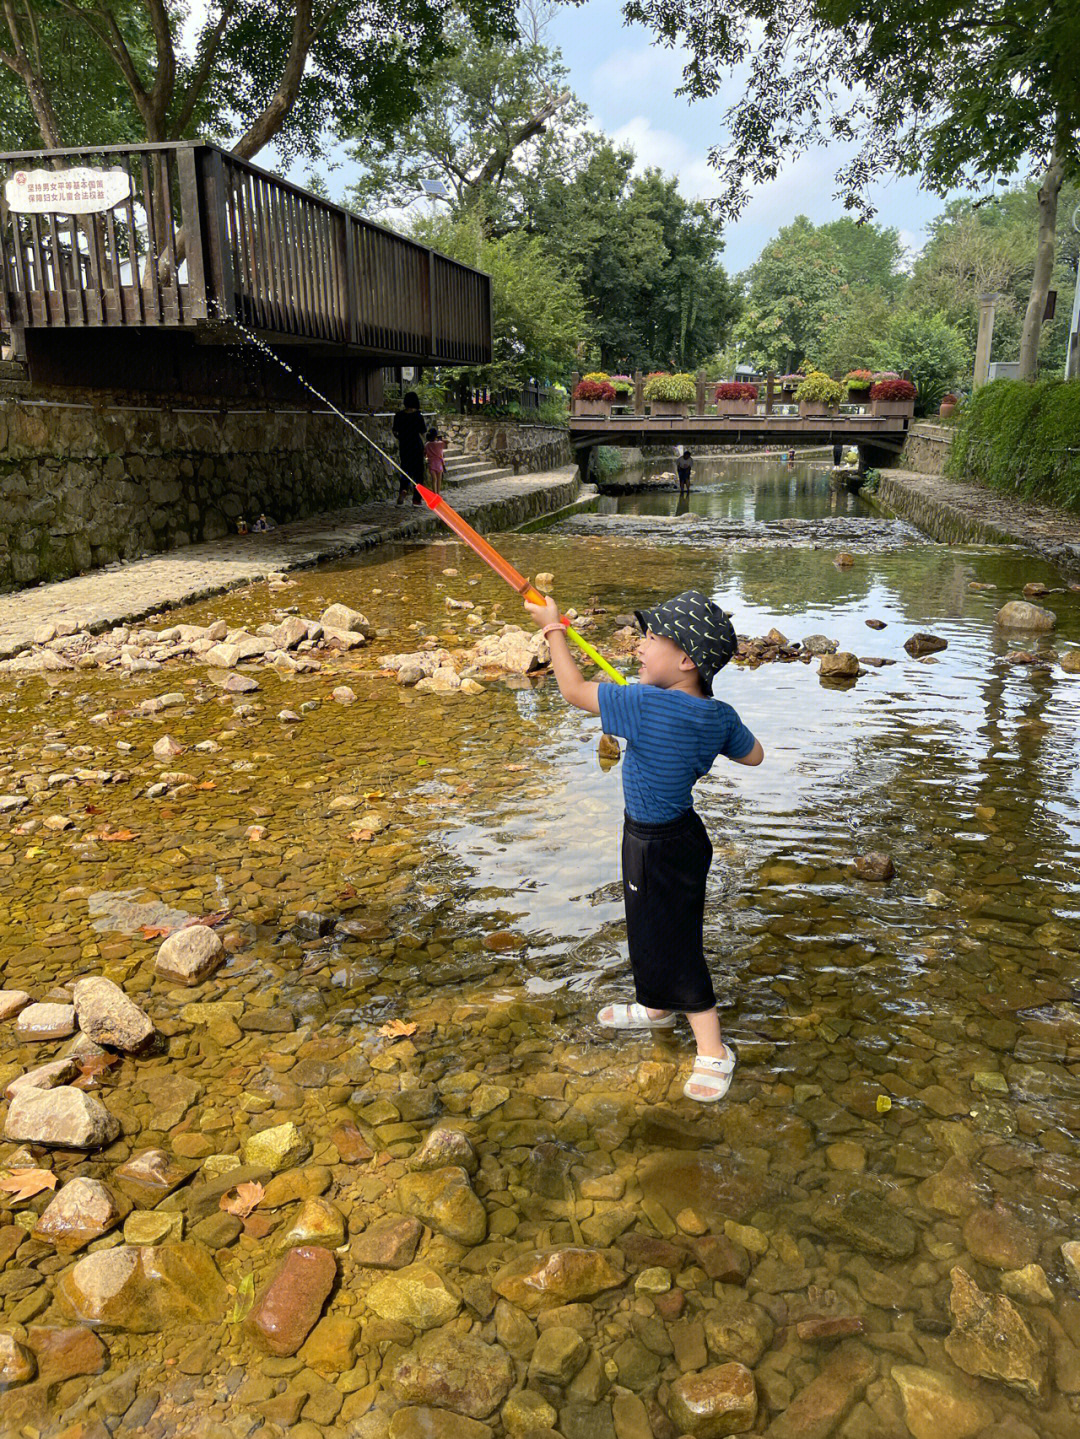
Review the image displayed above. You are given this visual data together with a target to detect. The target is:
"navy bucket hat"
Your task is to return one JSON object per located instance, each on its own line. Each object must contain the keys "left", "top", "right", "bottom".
{"left": 634, "top": 589, "right": 738, "bottom": 694}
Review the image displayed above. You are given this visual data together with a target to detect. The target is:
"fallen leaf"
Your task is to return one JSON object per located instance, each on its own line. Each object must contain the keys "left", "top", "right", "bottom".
{"left": 89, "top": 828, "right": 137, "bottom": 842}
{"left": 79, "top": 1053, "right": 120, "bottom": 1078}
{"left": 180, "top": 910, "right": 230, "bottom": 930}
{"left": 195, "top": 781, "right": 217, "bottom": 790}
{"left": 220, "top": 1180, "right": 265, "bottom": 1218}
{"left": 140, "top": 924, "right": 171, "bottom": 940}
{"left": 227, "top": 1270, "right": 256, "bottom": 1325}
{"left": 350, "top": 829, "right": 374, "bottom": 843}
{"left": 0, "top": 1168, "right": 58, "bottom": 1200}
{"left": 337, "top": 884, "right": 357, "bottom": 900}
{"left": 377, "top": 1019, "right": 418, "bottom": 1039}
{"left": 84, "top": 803, "right": 103, "bottom": 814}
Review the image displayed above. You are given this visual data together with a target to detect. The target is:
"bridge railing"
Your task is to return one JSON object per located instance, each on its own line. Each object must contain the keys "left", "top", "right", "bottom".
{"left": 573, "top": 370, "right": 872, "bottom": 417}
{"left": 0, "top": 141, "right": 491, "bottom": 365}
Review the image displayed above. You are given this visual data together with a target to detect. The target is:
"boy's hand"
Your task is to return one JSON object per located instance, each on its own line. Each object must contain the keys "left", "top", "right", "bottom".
{"left": 524, "top": 594, "right": 561, "bottom": 630}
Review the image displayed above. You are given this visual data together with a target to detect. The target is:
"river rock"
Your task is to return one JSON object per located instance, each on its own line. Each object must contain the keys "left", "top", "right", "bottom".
{"left": 397, "top": 1165, "right": 487, "bottom": 1245}
{"left": 16, "top": 1002, "right": 76, "bottom": 1039}
{"left": 704, "top": 1299, "right": 774, "bottom": 1366}
{"left": 1060, "top": 649, "right": 1080, "bottom": 674}
{"left": 33, "top": 1177, "right": 123, "bottom": 1252}
{"left": 891, "top": 1365, "right": 993, "bottom": 1439}
{"left": 277, "top": 1197, "right": 346, "bottom": 1251}
{"left": 390, "top": 1410, "right": 492, "bottom": 1439}
{"left": 767, "top": 1340, "right": 876, "bottom": 1439}
{"left": 1062, "top": 1240, "right": 1080, "bottom": 1285}
{"left": 5, "top": 1056, "right": 79, "bottom": 1099}
{"left": 944, "top": 1266, "right": 1048, "bottom": 1400}
{"left": 72, "top": 976, "right": 154, "bottom": 1052}
{"left": 353, "top": 1215, "right": 423, "bottom": 1269}
{"left": 995, "top": 601, "right": 1056, "bottom": 631}
{"left": 503, "top": 1390, "right": 558, "bottom": 1435}
{"left": 4, "top": 1086, "right": 119, "bottom": 1148}
{"left": 667, "top": 1362, "right": 756, "bottom": 1436}
{"left": 904, "top": 633, "right": 948, "bottom": 657}
{"left": 366, "top": 1264, "right": 462, "bottom": 1329}
{"left": 409, "top": 1127, "right": 478, "bottom": 1175}
{"left": 819, "top": 651, "right": 859, "bottom": 679}
{"left": 493, "top": 1247, "right": 625, "bottom": 1314}
{"left": 25, "top": 1325, "right": 107, "bottom": 1384}
{"left": 321, "top": 603, "right": 372, "bottom": 637}
{"left": 962, "top": 1204, "right": 1038, "bottom": 1270}
{"left": 242, "top": 1121, "right": 310, "bottom": 1172}
{"left": 802, "top": 634, "right": 838, "bottom": 655}
{"left": 0, "top": 1331, "right": 35, "bottom": 1388}
{"left": 854, "top": 851, "right": 894, "bottom": 881}
{"left": 246, "top": 1245, "right": 336, "bottom": 1355}
{"left": 528, "top": 1325, "right": 588, "bottom": 1384}
{"left": 154, "top": 925, "right": 225, "bottom": 985}
{"left": 57, "top": 1242, "right": 227, "bottom": 1330}
{"left": 0, "top": 990, "right": 31, "bottom": 1022}
{"left": 1001, "top": 1264, "right": 1054, "bottom": 1305}
{"left": 114, "top": 1148, "right": 191, "bottom": 1207}
{"left": 390, "top": 1331, "right": 513, "bottom": 1419}
{"left": 812, "top": 1189, "right": 916, "bottom": 1259}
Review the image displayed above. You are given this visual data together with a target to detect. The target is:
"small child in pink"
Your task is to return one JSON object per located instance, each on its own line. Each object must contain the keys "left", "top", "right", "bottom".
{"left": 424, "top": 427, "right": 445, "bottom": 494}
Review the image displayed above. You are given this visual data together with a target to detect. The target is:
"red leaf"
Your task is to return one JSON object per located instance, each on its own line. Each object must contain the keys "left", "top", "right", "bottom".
{"left": 140, "top": 924, "right": 171, "bottom": 940}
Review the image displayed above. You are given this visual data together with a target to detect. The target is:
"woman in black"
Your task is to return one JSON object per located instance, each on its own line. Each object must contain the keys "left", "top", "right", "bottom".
{"left": 676, "top": 447, "right": 693, "bottom": 493}
{"left": 392, "top": 391, "right": 426, "bottom": 505}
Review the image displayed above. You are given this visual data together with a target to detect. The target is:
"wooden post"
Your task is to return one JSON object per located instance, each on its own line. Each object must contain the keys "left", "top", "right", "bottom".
{"left": 197, "top": 147, "right": 233, "bottom": 320}
{"left": 765, "top": 371, "right": 775, "bottom": 416}
{"left": 696, "top": 369, "right": 706, "bottom": 416}
{"left": 633, "top": 370, "right": 643, "bottom": 415}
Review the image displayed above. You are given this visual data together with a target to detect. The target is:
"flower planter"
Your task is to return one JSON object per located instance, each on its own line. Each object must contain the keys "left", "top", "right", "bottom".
{"left": 871, "top": 399, "right": 915, "bottom": 418}
{"left": 939, "top": 400, "right": 957, "bottom": 418}
{"left": 717, "top": 400, "right": 757, "bottom": 418}
{"left": 846, "top": 390, "right": 871, "bottom": 407}
{"left": 650, "top": 401, "right": 688, "bottom": 418}
{"left": 798, "top": 402, "right": 836, "bottom": 418}
{"left": 574, "top": 398, "right": 612, "bottom": 417}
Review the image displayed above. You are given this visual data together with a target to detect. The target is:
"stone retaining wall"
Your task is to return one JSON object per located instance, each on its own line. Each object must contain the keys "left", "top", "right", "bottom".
{"left": 897, "top": 422, "right": 954, "bottom": 477}
{"left": 0, "top": 400, "right": 572, "bottom": 593}
{"left": 874, "top": 473, "right": 1017, "bottom": 546}
{"left": 435, "top": 416, "right": 572, "bottom": 473}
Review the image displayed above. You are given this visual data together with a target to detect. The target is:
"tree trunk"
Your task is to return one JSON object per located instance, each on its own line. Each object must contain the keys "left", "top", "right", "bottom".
{"left": 1018, "top": 146, "right": 1065, "bottom": 380}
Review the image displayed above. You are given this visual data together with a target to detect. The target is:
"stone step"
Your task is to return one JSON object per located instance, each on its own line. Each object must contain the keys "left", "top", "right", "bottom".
{"left": 442, "top": 466, "right": 515, "bottom": 488}
{"left": 0, "top": 359, "right": 28, "bottom": 381}
{"left": 0, "top": 378, "right": 31, "bottom": 397}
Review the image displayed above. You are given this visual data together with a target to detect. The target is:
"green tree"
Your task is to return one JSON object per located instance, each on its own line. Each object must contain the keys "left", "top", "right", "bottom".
{"left": 817, "top": 218, "right": 905, "bottom": 298}
{"left": 412, "top": 212, "right": 589, "bottom": 391}
{"left": 0, "top": 0, "right": 516, "bottom": 161}
{"left": 733, "top": 216, "right": 848, "bottom": 372}
{"left": 873, "top": 308, "right": 967, "bottom": 412}
{"left": 624, "top": 0, "right": 1080, "bottom": 376}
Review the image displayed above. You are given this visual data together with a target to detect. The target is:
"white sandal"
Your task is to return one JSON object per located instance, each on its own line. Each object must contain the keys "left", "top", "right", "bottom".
{"left": 683, "top": 1045, "right": 736, "bottom": 1102}
{"left": 597, "top": 1002, "right": 677, "bottom": 1030}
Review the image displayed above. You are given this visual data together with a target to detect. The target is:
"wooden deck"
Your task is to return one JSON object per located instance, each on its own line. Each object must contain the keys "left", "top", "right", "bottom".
{"left": 569, "top": 411, "right": 912, "bottom": 452}
{"left": 0, "top": 142, "right": 491, "bottom": 368}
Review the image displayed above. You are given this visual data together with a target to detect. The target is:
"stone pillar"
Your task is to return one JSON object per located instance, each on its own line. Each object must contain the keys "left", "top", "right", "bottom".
{"left": 973, "top": 292, "right": 1001, "bottom": 389}
{"left": 633, "top": 371, "right": 644, "bottom": 415}
{"left": 765, "top": 371, "right": 775, "bottom": 416}
{"left": 695, "top": 370, "right": 706, "bottom": 416}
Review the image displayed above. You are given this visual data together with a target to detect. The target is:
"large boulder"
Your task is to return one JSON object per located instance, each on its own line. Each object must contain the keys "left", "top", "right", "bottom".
{"left": 57, "top": 1243, "right": 228, "bottom": 1331}
{"left": 154, "top": 926, "right": 225, "bottom": 986}
{"left": 4, "top": 1087, "right": 119, "bottom": 1149}
{"left": 995, "top": 601, "right": 1056, "bottom": 630}
{"left": 72, "top": 977, "right": 154, "bottom": 1052}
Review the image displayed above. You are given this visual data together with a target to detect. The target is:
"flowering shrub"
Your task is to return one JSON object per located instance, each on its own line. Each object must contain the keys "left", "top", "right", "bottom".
{"left": 609, "top": 374, "right": 634, "bottom": 394}
{"left": 715, "top": 382, "right": 758, "bottom": 401}
{"left": 779, "top": 373, "right": 805, "bottom": 387}
{"left": 843, "top": 370, "right": 874, "bottom": 392}
{"left": 872, "top": 371, "right": 900, "bottom": 383}
{"left": 940, "top": 392, "right": 959, "bottom": 404}
{"left": 870, "top": 378, "right": 917, "bottom": 401}
{"left": 582, "top": 371, "right": 610, "bottom": 385}
{"left": 573, "top": 378, "right": 616, "bottom": 402}
{"left": 794, "top": 370, "right": 843, "bottom": 407}
{"left": 644, "top": 372, "right": 696, "bottom": 403}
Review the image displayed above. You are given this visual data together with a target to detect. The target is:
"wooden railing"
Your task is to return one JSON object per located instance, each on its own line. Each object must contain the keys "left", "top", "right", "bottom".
{"left": 0, "top": 142, "right": 491, "bottom": 365}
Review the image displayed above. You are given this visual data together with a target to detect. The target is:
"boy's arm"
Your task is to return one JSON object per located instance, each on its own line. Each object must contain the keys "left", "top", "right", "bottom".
{"left": 524, "top": 596, "right": 600, "bottom": 715}
{"left": 732, "top": 737, "right": 764, "bottom": 766}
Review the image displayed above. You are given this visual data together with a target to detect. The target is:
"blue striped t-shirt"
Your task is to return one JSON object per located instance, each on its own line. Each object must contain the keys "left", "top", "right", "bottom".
{"left": 598, "top": 682, "right": 757, "bottom": 823}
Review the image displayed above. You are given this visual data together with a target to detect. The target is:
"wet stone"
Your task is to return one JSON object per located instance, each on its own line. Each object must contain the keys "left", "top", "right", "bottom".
{"left": 352, "top": 1214, "right": 423, "bottom": 1269}
{"left": 493, "top": 1247, "right": 626, "bottom": 1314}
{"left": 996, "top": 601, "right": 1056, "bottom": 630}
{"left": 0, "top": 1331, "right": 36, "bottom": 1388}
{"left": 0, "top": 990, "right": 31, "bottom": 1022}
{"left": 705, "top": 1299, "right": 774, "bottom": 1367}
{"left": 245, "top": 1244, "right": 336, "bottom": 1356}
{"left": 853, "top": 852, "right": 894, "bottom": 882}
{"left": 154, "top": 925, "right": 225, "bottom": 985}
{"left": 891, "top": 1366, "right": 993, "bottom": 1439}
{"left": 944, "top": 1266, "right": 1048, "bottom": 1401}
{"left": 767, "top": 1340, "right": 876, "bottom": 1439}
{"left": 390, "top": 1330, "right": 514, "bottom": 1420}
{"left": 409, "top": 1126, "right": 478, "bottom": 1175}
{"left": 33, "top": 1176, "right": 123, "bottom": 1252}
{"left": 397, "top": 1164, "right": 487, "bottom": 1245}
{"left": 72, "top": 976, "right": 155, "bottom": 1052}
{"left": 667, "top": 1362, "right": 757, "bottom": 1437}
{"left": 4, "top": 1085, "right": 119, "bottom": 1148}
{"left": 57, "top": 1242, "right": 228, "bottom": 1331}
{"left": 16, "top": 1002, "right": 77, "bottom": 1039}
{"left": 113, "top": 1148, "right": 192, "bottom": 1207}
{"left": 242, "top": 1121, "right": 310, "bottom": 1172}
{"left": 365, "top": 1264, "right": 462, "bottom": 1329}
{"left": 503, "top": 1389, "right": 558, "bottom": 1435}
{"left": 961, "top": 1203, "right": 1038, "bottom": 1270}
{"left": 277, "top": 1197, "right": 346, "bottom": 1251}
{"left": 5, "top": 1055, "right": 79, "bottom": 1099}
{"left": 528, "top": 1325, "right": 589, "bottom": 1385}
{"left": 389, "top": 1409, "right": 493, "bottom": 1439}
{"left": 26, "top": 1325, "right": 108, "bottom": 1385}
{"left": 904, "top": 633, "right": 948, "bottom": 657}
{"left": 812, "top": 1190, "right": 916, "bottom": 1259}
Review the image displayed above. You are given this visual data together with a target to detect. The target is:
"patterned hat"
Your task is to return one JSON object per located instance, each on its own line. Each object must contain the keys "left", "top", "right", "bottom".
{"left": 634, "top": 589, "right": 738, "bottom": 694}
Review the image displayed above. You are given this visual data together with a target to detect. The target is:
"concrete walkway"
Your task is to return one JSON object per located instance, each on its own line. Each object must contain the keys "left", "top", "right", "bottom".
{"left": 877, "top": 469, "right": 1080, "bottom": 573}
{"left": 0, "top": 467, "right": 579, "bottom": 659}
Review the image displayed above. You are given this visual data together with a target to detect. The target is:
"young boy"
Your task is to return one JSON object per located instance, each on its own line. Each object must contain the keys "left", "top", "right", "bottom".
{"left": 524, "top": 589, "right": 764, "bottom": 1101}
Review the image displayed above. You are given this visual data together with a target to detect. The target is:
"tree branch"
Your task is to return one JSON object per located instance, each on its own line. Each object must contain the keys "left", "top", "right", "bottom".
{"left": 230, "top": 0, "right": 315, "bottom": 161}
{"left": 142, "top": 0, "right": 177, "bottom": 131}
{"left": 469, "top": 88, "right": 571, "bottom": 194}
{"left": 175, "top": 0, "right": 235, "bottom": 135}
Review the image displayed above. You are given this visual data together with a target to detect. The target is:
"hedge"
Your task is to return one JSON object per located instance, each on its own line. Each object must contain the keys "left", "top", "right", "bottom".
{"left": 948, "top": 379, "right": 1080, "bottom": 513}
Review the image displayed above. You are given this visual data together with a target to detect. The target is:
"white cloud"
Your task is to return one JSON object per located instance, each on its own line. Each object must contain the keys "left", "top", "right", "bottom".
{"left": 609, "top": 116, "right": 725, "bottom": 199}
{"left": 592, "top": 43, "right": 691, "bottom": 97}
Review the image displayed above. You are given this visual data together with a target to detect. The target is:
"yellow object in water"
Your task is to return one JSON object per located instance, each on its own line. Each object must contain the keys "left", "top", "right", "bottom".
{"left": 875, "top": 1094, "right": 892, "bottom": 1114}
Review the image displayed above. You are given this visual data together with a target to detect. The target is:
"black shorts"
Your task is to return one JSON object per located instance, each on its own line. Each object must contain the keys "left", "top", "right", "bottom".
{"left": 622, "top": 809, "right": 716, "bottom": 1013}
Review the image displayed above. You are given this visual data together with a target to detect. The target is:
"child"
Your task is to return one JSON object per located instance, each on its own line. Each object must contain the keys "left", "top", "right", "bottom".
{"left": 675, "top": 447, "right": 693, "bottom": 493}
{"left": 524, "top": 588, "right": 764, "bottom": 1101}
{"left": 424, "top": 426, "right": 446, "bottom": 495}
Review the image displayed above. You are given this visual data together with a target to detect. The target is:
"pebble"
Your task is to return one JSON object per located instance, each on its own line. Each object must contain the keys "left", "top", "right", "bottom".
{"left": 667, "top": 1362, "right": 757, "bottom": 1436}
{"left": 853, "top": 851, "right": 894, "bottom": 881}
{"left": 390, "top": 1331, "right": 513, "bottom": 1420}
{"left": 819, "top": 651, "right": 859, "bottom": 679}
{"left": 904, "top": 632, "right": 948, "bottom": 656}
{"left": 366, "top": 1264, "right": 462, "bottom": 1329}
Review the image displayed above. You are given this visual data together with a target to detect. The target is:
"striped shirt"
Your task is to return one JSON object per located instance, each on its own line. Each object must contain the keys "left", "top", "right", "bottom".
{"left": 598, "top": 682, "right": 757, "bottom": 823}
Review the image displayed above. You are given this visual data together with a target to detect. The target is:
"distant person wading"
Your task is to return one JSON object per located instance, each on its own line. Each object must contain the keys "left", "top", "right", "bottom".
{"left": 393, "top": 391, "right": 427, "bottom": 506}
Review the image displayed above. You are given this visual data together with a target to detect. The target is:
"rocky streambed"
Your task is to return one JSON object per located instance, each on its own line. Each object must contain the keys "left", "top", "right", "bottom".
{"left": 1, "top": 460, "right": 1080, "bottom": 1439}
